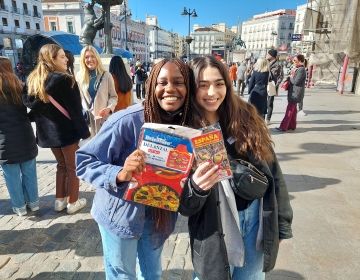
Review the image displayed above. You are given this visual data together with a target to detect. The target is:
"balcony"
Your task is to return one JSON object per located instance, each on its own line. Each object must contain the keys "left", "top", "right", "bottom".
{"left": 33, "top": 11, "right": 41, "bottom": 18}
{"left": 0, "top": 4, "right": 9, "bottom": 11}
{"left": 11, "top": 6, "right": 21, "bottom": 14}
{"left": 23, "top": 10, "right": 32, "bottom": 16}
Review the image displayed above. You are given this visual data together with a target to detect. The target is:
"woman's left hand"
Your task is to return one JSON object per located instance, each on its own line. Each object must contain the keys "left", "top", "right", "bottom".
{"left": 98, "top": 108, "right": 112, "bottom": 118}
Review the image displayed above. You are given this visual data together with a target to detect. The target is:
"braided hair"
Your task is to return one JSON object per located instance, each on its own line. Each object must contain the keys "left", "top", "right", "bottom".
{"left": 143, "top": 58, "right": 193, "bottom": 126}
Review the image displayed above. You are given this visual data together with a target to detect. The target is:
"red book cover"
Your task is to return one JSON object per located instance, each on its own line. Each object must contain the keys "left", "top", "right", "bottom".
{"left": 191, "top": 127, "right": 232, "bottom": 182}
{"left": 123, "top": 123, "right": 201, "bottom": 211}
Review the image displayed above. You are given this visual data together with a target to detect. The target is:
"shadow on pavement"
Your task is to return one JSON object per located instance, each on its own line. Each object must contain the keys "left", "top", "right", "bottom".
{"left": 299, "top": 109, "right": 360, "bottom": 115}
{"left": 284, "top": 174, "right": 340, "bottom": 192}
{"left": 162, "top": 269, "right": 193, "bottom": 280}
{"left": 16, "top": 271, "right": 105, "bottom": 280}
{"left": 0, "top": 218, "right": 102, "bottom": 257}
{"left": 266, "top": 269, "right": 305, "bottom": 280}
{"left": 292, "top": 125, "right": 359, "bottom": 133}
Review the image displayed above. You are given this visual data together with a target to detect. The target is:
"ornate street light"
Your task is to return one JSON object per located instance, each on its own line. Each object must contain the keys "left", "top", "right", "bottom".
{"left": 181, "top": 7, "right": 198, "bottom": 61}
{"left": 119, "top": 1, "right": 132, "bottom": 51}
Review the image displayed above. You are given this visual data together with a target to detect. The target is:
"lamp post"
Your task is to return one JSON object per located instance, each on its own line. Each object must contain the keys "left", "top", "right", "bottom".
{"left": 120, "top": 1, "right": 131, "bottom": 51}
{"left": 181, "top": 7, "right": 198, "bottom": 61}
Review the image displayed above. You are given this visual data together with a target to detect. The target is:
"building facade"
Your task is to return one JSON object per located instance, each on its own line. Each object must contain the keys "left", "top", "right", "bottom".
{"left": 241, "top": 9, "right": 296, "bottom": 58}
{"left": 42, "top": 0, "right": 149, "bottom": 62}
{"left": 0, "top": 0, "right": 44, "bottom": 66}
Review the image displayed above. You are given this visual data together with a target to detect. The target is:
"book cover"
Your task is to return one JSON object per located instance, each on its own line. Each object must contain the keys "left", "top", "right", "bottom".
{"left": 191, "top": 127, "right": 232, "bottom": 182}
{"left": 123, "top": 123, "right": 201, "bottom": 211}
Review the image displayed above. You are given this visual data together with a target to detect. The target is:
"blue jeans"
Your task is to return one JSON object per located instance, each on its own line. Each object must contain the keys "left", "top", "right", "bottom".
{"left": 98, "top": 220, "right": 163, "bottom": 280}
{"left": 232, "top": 199, "right": 264, "bottom": 280}
{"left": 1, "top": 158, "right": 39, "bottom": 210}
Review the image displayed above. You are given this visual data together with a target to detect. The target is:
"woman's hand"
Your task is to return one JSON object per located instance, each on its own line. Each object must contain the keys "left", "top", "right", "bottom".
{"left": 192, "top": 162, "right": 221, "bottom": 192}
{"left": 116, "top": 150, "right": 146, "bottom": 183}
{"left": 98, "top": 108, "right": 112, "bottom": 118}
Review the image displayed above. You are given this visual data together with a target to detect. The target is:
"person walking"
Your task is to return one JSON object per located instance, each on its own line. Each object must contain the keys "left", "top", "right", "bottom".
{"left": 236, "top": 62, "right": 247, "bottom": 96}
{"left": 109, "top": 56, "right": 133, "bottom": 112}
{"left": 266, "top": 49, "right": 284, "bottom": 125}
{"left": 179, "top": 55, "right": 293, "bottom": 280}
{"left": 76, "top": 58, "right": 194, "bottom": 280}
{"left": 276, "top": 54, "right": 307, "bottom": 132}
{"left": 248, "top": 58, "right": 270, "bottom": 118}
{"left": 0, "top": 56, "right": 39, "bottom": 216}
{"left": 135, "top": 61, "right": 146, "bottom": 100}
{"left": 23, "top": 44, "right": 90, "bottom": 214}
{"left": 76, "top": 45, "right": 118, "bottom": 136}
{"left": 229, "top": 63, "right": 237, "bottom": 87}
{"left": 298, "top": 58, "right": 308, "bottom": 116}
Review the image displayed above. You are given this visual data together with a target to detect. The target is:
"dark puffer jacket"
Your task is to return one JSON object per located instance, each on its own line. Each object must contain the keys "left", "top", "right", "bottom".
{"left": 22, "top": 72, "right": 90, "bottom": 148}
{"left": 0, "top": 102, "right": 37, "bottom": 164}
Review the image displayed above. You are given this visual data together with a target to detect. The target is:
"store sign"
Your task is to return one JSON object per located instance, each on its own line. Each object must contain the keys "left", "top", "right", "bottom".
{"left": 292, "top": 34, "right": 302, "bottom": 41}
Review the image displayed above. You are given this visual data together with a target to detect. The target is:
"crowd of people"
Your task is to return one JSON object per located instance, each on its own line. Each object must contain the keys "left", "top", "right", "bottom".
{"left": 0, "top": 44, "right": 300, "bottom": 279}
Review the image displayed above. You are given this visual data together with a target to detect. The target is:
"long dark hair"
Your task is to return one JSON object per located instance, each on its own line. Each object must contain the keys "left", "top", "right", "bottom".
{"left": 0, "top": 56, "right": 23, "bottom": 105}
{"left": 109, "top": 56, "right": 132, "bottom": 94}
{"left": 143, "top": 58, "right": 194, "bottom": 233}
{"left": 191, "top": 56, "right": 274, "bottom": 162}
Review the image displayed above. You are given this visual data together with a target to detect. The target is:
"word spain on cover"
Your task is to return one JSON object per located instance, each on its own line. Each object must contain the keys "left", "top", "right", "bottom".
{"left": 123, "top": 123, "right": 201, "bottom": 211}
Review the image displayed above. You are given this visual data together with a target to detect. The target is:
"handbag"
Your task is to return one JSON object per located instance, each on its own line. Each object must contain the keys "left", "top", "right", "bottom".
{"left": 229, "top": 158, "right": 269, "bottom": 200}
{"left": 267, "top": 80, "right": 277, "bottom": 96}
{"left": 281, "top": 80, "right": 290, "bottom": 91}
{"left": 48, "top": 95, "right": 71, "bottom": 120}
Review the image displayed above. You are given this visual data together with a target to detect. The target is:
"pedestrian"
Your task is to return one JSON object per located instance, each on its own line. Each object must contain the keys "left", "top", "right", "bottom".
{"left": 248, "top": 58, "right": 270, "bottom": 118}
{"left": 236, "top": 61, "right": 247, "bottom": 96}
{"left": 179, "top": 55, "right": 293, "bottom": 280}
{"left": 15, "top": 62, "right": 26, "bottom": 83}
{"left": 23, "top": 44, "right": 90, "bottom": 214}
{"left": 298, "top": 58, "right": 308, "bottom": 116}
{"left": 76, "top": 45, "right": 118, "bottom": 136}
{"left": 266, "top": 49, "right": 284, "bottom": 125}
{"left": 76, "top": 58, "right": 194, "bottom": 280}
{"left": 135, "top": 61, "right": 146, "bottom": 99}
{"left": 229, "top": 62, "right": 237, "bottom": 87}
{"left": 276, "top": 54, "right": 307, "bottom": 132}
{"left": 109, "top": 55, "right": 133, "bottom": 112}
{"left": 130, "top": 63, "right": 135, "bottom": 84}
{"left": 0, "top": 56, "right": 39, "bottom": 216}
{"left": 64, "top": 50, "right": 75, "bottom": 75}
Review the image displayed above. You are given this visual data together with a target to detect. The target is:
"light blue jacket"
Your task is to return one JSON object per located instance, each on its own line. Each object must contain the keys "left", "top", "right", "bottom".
{"left": 76, "top": 103, "right": 177, "bottom": 240}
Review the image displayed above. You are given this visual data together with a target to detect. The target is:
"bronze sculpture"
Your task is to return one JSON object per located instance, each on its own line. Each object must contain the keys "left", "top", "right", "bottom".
{"left": 79, "top": 0, "right": 105, "bottom": 46}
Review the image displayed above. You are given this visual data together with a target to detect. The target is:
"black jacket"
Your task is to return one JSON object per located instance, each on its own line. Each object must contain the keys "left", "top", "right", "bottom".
{"left": 22, "top": 72, "right": 90, "bottom": 148}
{"left": 0, "top": 102, "right": 37, "bottom": 164}
{"left": 248, "top": 71, "right": 270, "bottom": 116}
{"left": 179, "top": 152, "right": 293, "bottom": 280}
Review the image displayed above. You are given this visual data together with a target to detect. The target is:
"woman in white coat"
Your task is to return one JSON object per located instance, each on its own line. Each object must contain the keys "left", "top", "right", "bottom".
{"left": 76, "top": 45, "right": 118, "bottom": 136}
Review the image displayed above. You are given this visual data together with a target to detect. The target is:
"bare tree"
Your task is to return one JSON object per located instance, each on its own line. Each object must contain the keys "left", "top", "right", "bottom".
{"left": 95, "top": 0, "right": 123, "bottom": 54}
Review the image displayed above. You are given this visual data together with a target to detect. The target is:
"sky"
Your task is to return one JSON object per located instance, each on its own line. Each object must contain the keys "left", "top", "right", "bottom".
{"left": 128, "top": 0, "right": 307, "bottom": 35}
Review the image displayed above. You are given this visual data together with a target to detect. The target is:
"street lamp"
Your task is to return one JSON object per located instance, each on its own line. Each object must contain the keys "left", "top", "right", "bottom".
{"left": 120, "top": 1, "right": 131, "bottom": 50}
{"left": 181, "top": 7, "right": 198, "bottom": 61}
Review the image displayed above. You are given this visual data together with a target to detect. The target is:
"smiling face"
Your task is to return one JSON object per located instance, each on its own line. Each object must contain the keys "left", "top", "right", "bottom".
{"left": 84, "top": 50, "right": 98, "bottom": 70}
{"left": 53, "top": 49, "right": 68, "bottom": 72}
{"left": 196, "top": 66, "right": 226, "bottom": 124}
{"left": 155, "top": 62, "right": 187, "bottom": 112}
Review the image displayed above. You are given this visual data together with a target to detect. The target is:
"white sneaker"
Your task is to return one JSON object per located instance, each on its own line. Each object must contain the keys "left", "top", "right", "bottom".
{"left": 67, "top": 198, "right": 87, "bottom": 215}
{"left": 13, "top": 207, "right": 27, "bottom": 216}
{"left": 54, "top": 198, "right": 68, "bottom": 212}
{"left": 298, "top": 110, "right": 307, "bottom": 116}
{"left": 266, "top": 119, "right": 271, "bottom": 125}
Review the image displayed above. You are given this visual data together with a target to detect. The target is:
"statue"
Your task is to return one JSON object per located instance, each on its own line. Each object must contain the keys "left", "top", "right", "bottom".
{"left": 232, "top": 35, "right": 247, "bottom": 50}
{"left": 79, "top": 0, "right": 105, "bottom": 46}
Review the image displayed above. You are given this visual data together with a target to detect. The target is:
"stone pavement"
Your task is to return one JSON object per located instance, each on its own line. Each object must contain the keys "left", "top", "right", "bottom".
{"left": 1, "top": 86, "right": 360, "bottom": 279}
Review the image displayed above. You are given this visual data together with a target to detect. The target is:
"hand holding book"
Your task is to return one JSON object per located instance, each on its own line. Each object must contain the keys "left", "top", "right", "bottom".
{"left": 116, "top": 149, "right": 146, "bottom": 183}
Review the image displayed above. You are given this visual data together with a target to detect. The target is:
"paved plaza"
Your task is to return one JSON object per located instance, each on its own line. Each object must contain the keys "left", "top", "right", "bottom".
{"left": 1, "top": 86, "right": 360, "bottom": 280}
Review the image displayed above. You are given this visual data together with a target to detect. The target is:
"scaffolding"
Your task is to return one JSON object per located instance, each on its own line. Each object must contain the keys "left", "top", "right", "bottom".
{"left": 303, "top": 0, "right": 360, "bottom": 87}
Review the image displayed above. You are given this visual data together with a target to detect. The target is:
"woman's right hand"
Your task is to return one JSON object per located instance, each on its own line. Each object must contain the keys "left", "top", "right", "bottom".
{"left": 116, "top": 150, "right": 146, "bottom": 183}
{"left": 192, "top": 162, "right": 221, "bottom": 192}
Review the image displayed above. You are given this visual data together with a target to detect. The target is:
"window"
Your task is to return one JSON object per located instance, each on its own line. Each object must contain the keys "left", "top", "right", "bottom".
{"left": 33, "top": 5, "right": 38, "bottom": 17}
{"left": 67, "top": 21, "right": 74, "bottom": 33}
{"left": 2, "top": 17, "right": 8, "bottom": 26}
{"left": 14, "top": 19, "right": 19, "bottom": 27}
{"left": 23, "top": 3, "right": 28, "bottom": 15}
{"left": 36, "top": 23, "right": 40, "bottom": 30}
{"left": 50, "top": 22, "right": 57, "bottom": 31}
{"left": 26, "top": 21, "right": 30, "bottom": 29}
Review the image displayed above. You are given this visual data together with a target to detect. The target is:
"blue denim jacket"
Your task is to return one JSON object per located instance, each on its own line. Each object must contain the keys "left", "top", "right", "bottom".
{"left": 76, "top": 103, "right": 177, "bottom": 240}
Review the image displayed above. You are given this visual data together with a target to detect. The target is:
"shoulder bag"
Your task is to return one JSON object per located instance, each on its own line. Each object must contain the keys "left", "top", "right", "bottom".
{"left": 84, "top": 72, "right": 105, "bottom": 124}
{"left": 267, "top": 72, "right": 277, "bottom": 96}
{"left": 48, "top": 95, "right": 71, "bottom": 120}
{"left": 229, "top": 158, "right": 269, "bottom": 200}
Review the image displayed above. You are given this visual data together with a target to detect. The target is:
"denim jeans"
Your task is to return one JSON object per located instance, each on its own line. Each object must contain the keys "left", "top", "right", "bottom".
{"left": 232, "top": 199, "right": 264, "bottom": 280}
{"left": 1, "top": 158, "right": 39, "bottom": 210}
{"left": 98, "top": 219, "right": 163, "bottom": 280}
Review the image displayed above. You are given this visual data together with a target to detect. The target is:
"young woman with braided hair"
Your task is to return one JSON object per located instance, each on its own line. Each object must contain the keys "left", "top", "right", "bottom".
{"left": 76, "top": 58, "right": 193, "bottom": 280}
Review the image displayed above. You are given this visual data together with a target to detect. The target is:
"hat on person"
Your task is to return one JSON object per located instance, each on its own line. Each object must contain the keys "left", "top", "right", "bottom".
{"left": 268, "top": 49, "right": 277, "bottom": 58}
